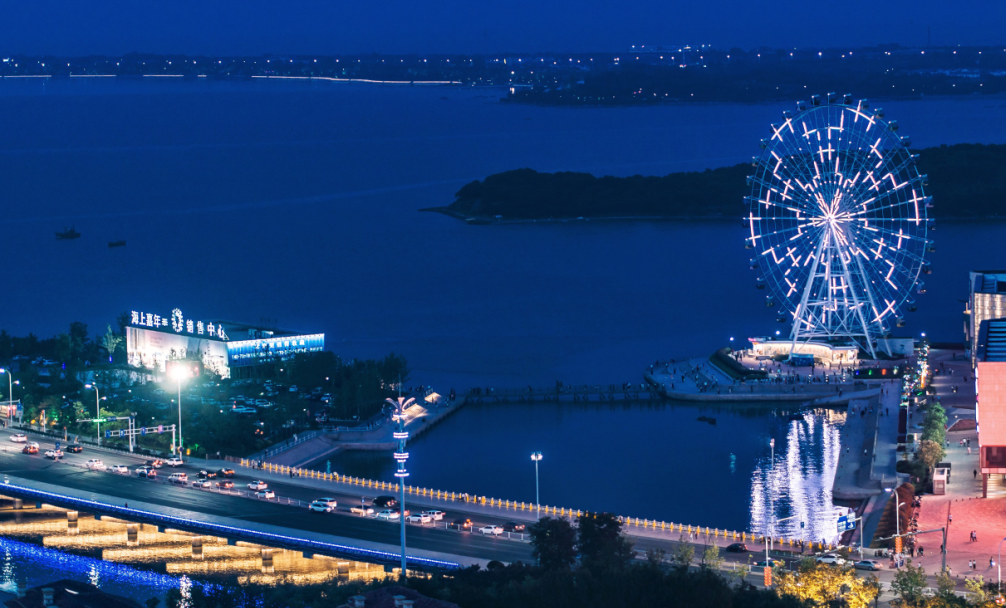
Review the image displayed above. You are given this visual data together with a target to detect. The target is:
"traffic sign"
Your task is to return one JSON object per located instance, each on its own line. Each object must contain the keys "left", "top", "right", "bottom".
{"left": 157, "top": 425, "right": 164, "bottom": 434}
{"left": 104, "top": 430, "right": 111, "bottom": 438}
{"left": 140, "top": 428, "right": 146, "bottom": 436}
{"left": 55, "top": 442, "right": 60, "bottom": 450}
{"left": 837, "top": 515, "right": 856, "bottom": 533}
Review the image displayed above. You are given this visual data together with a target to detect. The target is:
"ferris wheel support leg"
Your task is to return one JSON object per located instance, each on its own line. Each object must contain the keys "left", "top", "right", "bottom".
{"left": 840, "top": 240, "right": 879, "bottom": 360}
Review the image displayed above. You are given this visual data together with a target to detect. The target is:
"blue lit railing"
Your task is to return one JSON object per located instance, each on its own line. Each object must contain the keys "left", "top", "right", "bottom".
{"left": 0, "top": 481, "right": 460, "bottom": 571}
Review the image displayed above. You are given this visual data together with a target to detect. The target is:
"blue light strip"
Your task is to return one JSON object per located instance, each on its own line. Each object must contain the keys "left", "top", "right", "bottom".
{"left": 0, "top": 482, "right": 459, "bottom": 571}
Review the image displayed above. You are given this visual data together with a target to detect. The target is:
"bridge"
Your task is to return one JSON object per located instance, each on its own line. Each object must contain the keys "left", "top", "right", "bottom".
{"left": 464, "top": 384, "right": 660, "bottom": 403}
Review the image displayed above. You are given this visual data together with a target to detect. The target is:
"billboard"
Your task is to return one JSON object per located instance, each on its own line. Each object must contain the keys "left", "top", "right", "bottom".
{"left": 227, "top": 333, "right": 325, "bottom": 368}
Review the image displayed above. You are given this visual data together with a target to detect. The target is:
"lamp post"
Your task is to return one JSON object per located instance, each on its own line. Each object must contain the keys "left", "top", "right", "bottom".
{"left": 84, "top": 384, "right": 103, "bottom": 444}
{"left": 386, "top": 396, "right": 415, "bottom": 579}
{"left": 0, "top": 369, "right": 19, "bottom": 425}
{"left": 531, "top": 452, "right": 542, "bottom": 519}
{"left": 170, "top": 365, "right": 191, "bottom": 458}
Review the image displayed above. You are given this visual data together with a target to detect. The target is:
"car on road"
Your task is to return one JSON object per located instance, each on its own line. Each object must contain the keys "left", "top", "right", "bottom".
{"left": 168, "top": 472, "right": 188, "bottom": 484}
{"left": 753, "top": 559, "right": 784, "bottom": 568}
{"left": 726, "top": 543, "right": 749, "bottom": 553}
{"left": 21, "top": 445, "right": 38, "bottom": 454}
{"left": 247, "top": 480, "right": 268, "bottom": 491}
{"left": 9, "top": 434, "right": 26, "bottom": 443}
{"left": 854, "top": 560, "right": 883, "bottom": 571}
{"left": 373, "top": 496, "right": 398, "bottom": 508}
{"left": 254, "top": 490, "right": 276, "bottom": 499}
{"left": 375, "top": 509, "right": 400, "bottom": 521}
{"left": 450, "top": 518, "right": 474, "bottom": 530}
{"left": 197, "top": 470, "right": 217, "bottom": 479}
{"left": 406, "top": 513, "right": 432, "bottom": 524}
{"left": 165, "top": 457, "right": 184, "bottom": 467}
{"left": 351, "top": 505, "right": 375, "bottom": 516}
{"left": 27, "top": 442, "right": 39, "bottom": 450}
{"left": 145, "top": 459, "right": 163, "bottom": 468}
{"left": 192, "top": 480, "right": 213, "bottom": 488}
{"left": 479, "top": 525, "right": 504, "bottom": 536}
{"left": 309, "top": 499, "right": 337, "bottom": 513}
{"left": 44, "top": 449, "right": 63, "bottom": 459}
{"left": 85, "top": 459, "right": 106, "bottom": 471}
{"left": 216, "top": 480, "right": 235, "bottom": 489}
{"left": 135, "top": 466, "right": 157, "bottom": 478}
{"left": 217, "top": 468, "right": 235, "bottom": 477}
{"left": 65, "top": 444, "right": 83, "bottom": 453}
{"left": 110, "top": 465, "right": 130, "bottom": 474}
{"left": 815, "top": 554, "right": 847, "bottom": 566}
{"left": 422, "top": 510, "right": 446, "bottom": 521}
{"left": 502, "top": 522, "right": 525, "bottom": 532}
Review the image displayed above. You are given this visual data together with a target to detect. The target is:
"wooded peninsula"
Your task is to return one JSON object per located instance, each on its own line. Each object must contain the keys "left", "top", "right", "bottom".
{"left": 427, "top": 143, "right": 1006, "bottom": 222}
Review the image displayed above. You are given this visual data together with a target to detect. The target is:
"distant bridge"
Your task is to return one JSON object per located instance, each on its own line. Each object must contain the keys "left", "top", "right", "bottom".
{"left": 465, "top": 384, "right": 660, "bottom": 404}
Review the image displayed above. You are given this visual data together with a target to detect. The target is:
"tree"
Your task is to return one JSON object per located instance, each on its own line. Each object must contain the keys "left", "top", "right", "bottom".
{"left": 528, "top": 517, "right": 576, "bottom": 571}
{"left": 917, "top": 440, "right": 944, "bottom": 472}
{"left": 701, "top": 543, "right": 723, "bottom": 570}
{"left": 670, "top": 534, "right": 695, "bottom": 570}
{"left": 891, "top": 560, "right": 928, "bottom": 607}
{"left": 576, "top": 512, "right": 635, "bottom": 570}
{"left": 774, "top": 559, "right": 877, "bottom": 608}
{"left": 102, "top": 325, "right": 123, "bottom": 363}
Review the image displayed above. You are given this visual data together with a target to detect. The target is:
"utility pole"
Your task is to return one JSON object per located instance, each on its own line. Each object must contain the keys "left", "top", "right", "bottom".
{"left": 387, "top": 396, "right": 414, "bottom": 579}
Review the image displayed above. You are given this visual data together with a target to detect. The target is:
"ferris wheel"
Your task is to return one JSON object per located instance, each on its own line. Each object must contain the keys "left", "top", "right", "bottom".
{"left": 745, "top": 93, "right": 933, "bottom": 358}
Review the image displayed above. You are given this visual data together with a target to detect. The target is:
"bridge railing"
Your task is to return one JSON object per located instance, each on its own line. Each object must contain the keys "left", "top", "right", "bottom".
{"left": 233, "top": 458, "right": 838, "bottom": 554}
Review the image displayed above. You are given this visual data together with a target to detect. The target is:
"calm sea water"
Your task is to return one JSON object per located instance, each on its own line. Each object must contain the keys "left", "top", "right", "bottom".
{"left": 0, "top": 80, "right": 1001, "bottom": 557}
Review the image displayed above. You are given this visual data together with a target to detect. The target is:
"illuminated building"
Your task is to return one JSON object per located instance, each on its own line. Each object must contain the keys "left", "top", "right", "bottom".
{"left": 974, "top": 318, "right": 1006, "bottom": 497}
{"left": 966, "top": 271, "right": 1006, "bottom": 364}
{"left": 126, "top": 307, "right": 324, "bottom": 379}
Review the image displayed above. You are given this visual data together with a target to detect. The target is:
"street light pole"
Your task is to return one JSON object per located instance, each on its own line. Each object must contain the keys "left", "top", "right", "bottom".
{"left": 387, "top": 396, "right": 415, "bottom": 579}
{"left": 0, "top": 368, "right": 11, "bottom": 424}
{"left": 170, "top": 366, "right": 191, "bottom": 458}
{"left": 531, "top": 452, "right": 542, "bottom": 519}
{"left": 85, "top": 384, "right": 101, "bottom": 444}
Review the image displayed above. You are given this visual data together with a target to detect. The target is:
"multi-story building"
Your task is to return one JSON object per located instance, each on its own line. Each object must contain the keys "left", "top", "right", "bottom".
{"left": 966, "top": 271, "right": 1006, "bottom": 364}
{"left": 974, "top": 318, "right": 1006, "bottom": 497}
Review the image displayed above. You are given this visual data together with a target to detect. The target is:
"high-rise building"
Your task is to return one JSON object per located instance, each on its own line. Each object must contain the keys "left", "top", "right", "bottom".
{"left": 966, "top": 271, "right": 1006, "bottom": 363}
{"left": 975, "top": 318, "right": 1006, "bottom": 496}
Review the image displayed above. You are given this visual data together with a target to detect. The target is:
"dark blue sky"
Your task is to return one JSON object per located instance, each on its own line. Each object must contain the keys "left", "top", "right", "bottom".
{"left": 0, "top": 0, "right": 1003, "bottom": 55}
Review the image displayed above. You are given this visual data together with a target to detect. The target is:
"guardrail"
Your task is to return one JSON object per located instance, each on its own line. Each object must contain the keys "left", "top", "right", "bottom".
{"left": 234, "top": 459, "right": 838, "bottom": 553}
{"left": 10, "top": 425, "right": 171, "bottom": 458}
{"left": 0, "top": 479, "right": 460, "bottom": 571}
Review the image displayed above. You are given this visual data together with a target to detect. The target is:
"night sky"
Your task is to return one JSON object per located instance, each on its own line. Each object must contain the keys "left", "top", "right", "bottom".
{"left": 0, "top": 0, "right": 1003, "bottom": 56}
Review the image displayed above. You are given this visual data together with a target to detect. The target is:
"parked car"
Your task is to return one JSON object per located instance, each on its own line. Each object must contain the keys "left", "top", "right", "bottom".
{"left": 373, "top": 496, "right": 398, "bottom": 508}
{"left": 216, "top": 480, "right": 235, "bottom": 489}
{"left": 351, "top": 505, "right": 375, "bottom": 516}
{"left": 376, "top": 510, "right": 400, "bottom": 521}
{"left": 726, "top": 543, "right": 749, "bottom": 553}
{"left": 197, "top": 470, "right": 217, "bottom": 479}
{"left": 217, "top": 468, "right": 235, "bottom": 477}
{"left": 255, "top": 489, "right": 276, "bottom": 499}
{"left": 110, "top": 465, "right": 130, "bottom": 474}
{"left": 146, "top": 459, "right": 163, "bottom": 468}
{"left": 479, "top": 525, "right": 504, "bottom": 536}
{"left": 422, "top": 510, "right": 446, "bottom": 521}
{"left": 247, "top": 480, "right": 268, "bottom": 490}
{"left": 854, "top": 560, "right": 883, "bottom": 571}
{"left": 502, "top": 522, "right": 526, "bottom": 532}
{"left": 136, "top": 466, "right": 157, "bottom": 478}
{"left": 85, "top": 459, "right": 106, "bottom": 471}
{"left": 165, "top": 457, "right": 184, "bottom": 467}
{"left": 21, "top": 445, "right": 38, "bottom": 454}
{"left": 309, "top": 499, "right": 337, "bottom": 513}
{"left": 451, "top": 518, "right": 474, "bottom": 530}
{"left": 9, "top": 433, "right": 26, "bottom": 443}
{"left": 407, "top": 513, "right": 432, "bottom": 524}
{"left": 44, "top": 449, "right": 63, "bottom": 459}
{"left": 816, "top": 554, "right": 847, "bottom": 566}
{"left": 168, "top": 472, "right": 188, "bottom": 484}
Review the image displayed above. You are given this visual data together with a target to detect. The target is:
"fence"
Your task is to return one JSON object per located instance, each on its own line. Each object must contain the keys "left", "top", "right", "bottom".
{"left": 236, "top": 458, "right": 838, "bottom": 553}
{"left": 11, "top": 425, "right": 172, "bottom": 458}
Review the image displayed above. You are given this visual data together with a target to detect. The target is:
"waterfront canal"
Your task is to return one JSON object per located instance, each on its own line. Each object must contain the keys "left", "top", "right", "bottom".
{"left": 311, "top": 399, "right": 846, "bottom": 543}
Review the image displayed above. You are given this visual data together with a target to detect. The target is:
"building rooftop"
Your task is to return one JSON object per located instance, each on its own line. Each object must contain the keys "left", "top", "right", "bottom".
{"left": 976, "top": 318, "right": 1006, "bottom": 362}
{"left": 970, "top": 271, "right": 1006, "bottom": 294}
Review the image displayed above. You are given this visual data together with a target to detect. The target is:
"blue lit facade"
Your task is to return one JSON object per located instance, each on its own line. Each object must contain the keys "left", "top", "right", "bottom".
{"left": 227, "top": 333, "right": 325, "bottom": 368}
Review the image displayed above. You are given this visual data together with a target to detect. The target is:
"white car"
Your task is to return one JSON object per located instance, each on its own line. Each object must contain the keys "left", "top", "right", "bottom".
{"left": 85, "top": 459, "right": 106, "bottom": 471}
{"left": 44, "top": 450, "right": 63, "bottom": 459}
{"left": 816, "top": 554, "right": 848, "bottom": 566}
{"left": 165, "top": 457, "right": 184, "bottom": 467}
{"left": 351, "top": 505, "right": 375, "bottom": 516}
{"left": 309, "top": 499, "right": 337, "bottom": 513}
{"left": 110, "top": 465, "right": 129, "bottom": 474}
{"left": 247, "top": 480, "right": 268, "bottom": 490}
{"left": 479, "top": 525, "right": 504, "bottom": 536}
{"left": 255, "top": 489, "right": 276, "bottom": 499}
{"left": 192, "top": 480, "right": 213, "bottom": 488}
{"left": 9, "top": 434, "right": 26, "bottom": 443}
{"left": 167, "top": 472, "right": 188, "bottom": 484}
{"left": 27, "top": 442, "right": 39, "bottom": 450}
{"left": 376, "top": 509, "right": 400, "bottom": 521}
{"left": 422, "top": 510, "right": 445, "bottom": 521}
{"left": 407, "top": 513, "right": 432, "bottom": 524}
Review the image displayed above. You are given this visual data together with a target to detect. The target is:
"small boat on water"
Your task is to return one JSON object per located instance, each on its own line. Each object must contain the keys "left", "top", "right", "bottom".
{"left": 108, "top": 240, "right": 126, "bottom": 248}
{"left": 55, "top": 226, "right": 81, "bottom": 240}
{"left": 696, "top": 415, "right": 717, "bottom": 425}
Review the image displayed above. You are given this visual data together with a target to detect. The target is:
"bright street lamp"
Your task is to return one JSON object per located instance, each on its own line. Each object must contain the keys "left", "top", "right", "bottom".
{"left": 531, "top": 452, "right": 542, "bottom": 519}
{"left": 386, "top": 396, "right": 415, "bottom": 579}
{"left": 0, "top": 369, "right": 19, "bottom": 424}
{"left": 170, "top": 365, "right": 192, "bottom": 458}
{"left": 84, "top": 384, "right": 105, "bottom": 443}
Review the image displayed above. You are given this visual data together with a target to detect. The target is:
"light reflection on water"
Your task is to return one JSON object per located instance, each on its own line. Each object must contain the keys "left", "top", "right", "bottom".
{"left": 749, "top": 409, "right": 850, "bottom": 543}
